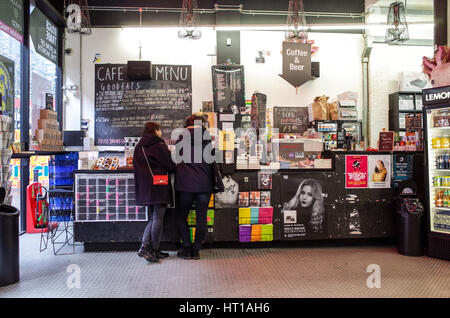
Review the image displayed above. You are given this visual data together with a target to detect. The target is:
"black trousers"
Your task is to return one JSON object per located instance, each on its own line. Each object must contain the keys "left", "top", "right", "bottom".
{"left": 175, "top": 191, "right": 211, "bottom": 251}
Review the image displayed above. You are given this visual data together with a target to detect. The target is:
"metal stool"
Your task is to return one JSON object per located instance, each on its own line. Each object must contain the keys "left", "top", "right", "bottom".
{"left": 36, "top": 185, "right": 56, "bottom": 253}
{"left": 48, "top": 188, "right": 76, "bottom": 255}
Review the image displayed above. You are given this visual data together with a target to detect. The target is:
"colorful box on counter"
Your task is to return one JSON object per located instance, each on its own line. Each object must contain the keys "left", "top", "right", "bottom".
{"left": 251, "top": 224, "right": 262, "bottom": 242}
{"left": 189, "top": 227, "right": 196, "bottom": 243}
{"left": 239, "top": 208, "right": 251, "bottom": 225}
{"left": 259, "top": 207, "right": 273, "bottom": 224}
{"left": 209, "top": 194, "right": 214, "bottom": 208}
{"left": 260, "top": 224, "right": 274, "bottom": 241}
{"left": 239, "top": 224, "right": 273, "bottom": 242}
{"left": 207, "top": 209, "right": 214, "bottom": 226}
{"left": 250, "top": 207, "right": 259, "bottom": 224}
{"left": 239, "top": 225, "right": 251, "bottom": 242}
{"left": 188, "top": 209, "right": 214, "bottom": 226}
{"left": 239, "top": 207, "right": 273, "bottom": 225}
{"left": 187, "top": 210, "right": 196, "bottom": 226}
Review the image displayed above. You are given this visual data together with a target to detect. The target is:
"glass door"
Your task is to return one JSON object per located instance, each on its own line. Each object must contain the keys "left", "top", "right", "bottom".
{"left": 426, "top": 106, "right": 450, "bottom": 234}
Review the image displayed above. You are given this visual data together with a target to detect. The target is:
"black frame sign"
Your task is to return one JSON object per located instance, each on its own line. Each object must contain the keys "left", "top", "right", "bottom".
{"left": 379, "top": 131, "right": 394, "bottom": 151}
{"left": 279, "top": 41, "right": 312, "bottom": 88}
{"left": 94, "top": 64, "right": 192, "bottom": 146}
{"left": 273, "top": 106, "right": 309, "bottom": 134}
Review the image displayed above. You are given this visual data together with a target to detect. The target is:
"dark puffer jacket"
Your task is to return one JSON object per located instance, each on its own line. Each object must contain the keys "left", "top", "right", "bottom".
{"left": 174, "top": 127, "right": 216, "bottom": 193}
{"left": 133, "top": 133, "right": 176, "bottom": 205}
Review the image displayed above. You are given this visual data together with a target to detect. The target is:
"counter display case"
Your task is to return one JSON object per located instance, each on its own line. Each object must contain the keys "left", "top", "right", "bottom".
{"left": 423, "top": 85, "right": 450, "bottom": 260}
{"left": 72, "top": 150, "right": 425, "bottom": 250}
{"left": 75, "top": 172, "right": 148, "bottom": 222}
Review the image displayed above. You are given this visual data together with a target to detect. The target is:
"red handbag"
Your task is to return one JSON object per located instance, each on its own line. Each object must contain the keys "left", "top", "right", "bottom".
{"left": 142, "top": 147, "right": 169, "bottom": 186}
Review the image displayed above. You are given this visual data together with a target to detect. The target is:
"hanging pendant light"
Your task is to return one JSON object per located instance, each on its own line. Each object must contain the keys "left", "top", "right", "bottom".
{"left": 178, "top": 0, "right": 201, "bottom": 39}
{"left": 285, "top": 0, "right": 308, "bottom": 41}
{"left": 385, "top": 1, "right": 409, "bottom": 44}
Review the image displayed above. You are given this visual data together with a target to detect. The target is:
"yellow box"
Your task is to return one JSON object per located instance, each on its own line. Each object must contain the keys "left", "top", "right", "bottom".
{"left": 239, "top": 208, "right": 251, "bottom": 225}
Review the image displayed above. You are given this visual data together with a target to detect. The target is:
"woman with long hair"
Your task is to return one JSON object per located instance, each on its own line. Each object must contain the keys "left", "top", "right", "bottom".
{"left": 133, "top": 122, "right": 175, "bottom": 263}
{"left": 283, "top": 179, "right": 325, "bottom": 233}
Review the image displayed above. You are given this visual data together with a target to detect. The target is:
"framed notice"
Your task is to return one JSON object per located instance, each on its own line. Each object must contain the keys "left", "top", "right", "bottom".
{"left": 345, "top": 155, "right": 368, "bottom": 188}
{"left": 379, "top": 131, "right": 394, "bottom": 151}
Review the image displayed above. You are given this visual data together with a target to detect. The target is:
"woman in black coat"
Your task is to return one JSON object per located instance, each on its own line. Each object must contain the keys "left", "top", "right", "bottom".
{"left": 133, "top": 122, "right": 175, "bottom": 263}
{"left": 174, "top": 114, "right": 224, "bottom": 260}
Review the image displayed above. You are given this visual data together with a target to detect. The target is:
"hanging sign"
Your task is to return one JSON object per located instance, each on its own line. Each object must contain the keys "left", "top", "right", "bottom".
{"left": 279, "top": 41, "right": 312, "bottom": 88}
{"left": 0, "top": 0, "right": 24, "bottom": 43}
{"left": 29, "top": 7, "right": 58, "bottom": 64}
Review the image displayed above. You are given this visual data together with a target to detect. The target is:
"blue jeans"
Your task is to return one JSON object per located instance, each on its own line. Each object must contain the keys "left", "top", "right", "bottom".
{"left": 176, "top": 191, "right": 211, "bottom": 251}
{"left": 142, "top": 204, "right": 166, "bottom": 250}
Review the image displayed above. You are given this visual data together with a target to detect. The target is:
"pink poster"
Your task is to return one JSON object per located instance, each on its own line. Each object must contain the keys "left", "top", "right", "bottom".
{"left": 345, "top": 155, "right": 368, "bottom": 188}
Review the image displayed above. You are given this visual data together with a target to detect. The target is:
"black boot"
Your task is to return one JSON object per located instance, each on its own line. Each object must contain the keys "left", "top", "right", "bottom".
{"left": 155, "top": 250, "right": 169, "bottom": 258}
{"left": 137, "top": 244, "right": 150, "bottom": 258}
{"left": 144, "top": 249, "right": 160, "bottom": 263}
{"left": 177, "top": 247, "right": 192, "bottom": 260}
{"left": 191, "top": 248, "right": 200, "bottom": 260}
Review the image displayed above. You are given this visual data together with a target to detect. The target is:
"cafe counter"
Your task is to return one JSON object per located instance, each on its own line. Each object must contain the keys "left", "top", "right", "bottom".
{"left": 73, "top": 151, "right": 425, "bottom": 249}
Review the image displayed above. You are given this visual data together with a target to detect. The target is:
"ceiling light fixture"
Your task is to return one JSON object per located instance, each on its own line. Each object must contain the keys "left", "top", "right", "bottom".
{"left": 178, "top": 0, "right": 201, "bottom": 40}
{"left": 385, "top": 1, "right": 410, "bottom": 44}
{"left": 285, "top": 0, "right": 308, "bottom": 41}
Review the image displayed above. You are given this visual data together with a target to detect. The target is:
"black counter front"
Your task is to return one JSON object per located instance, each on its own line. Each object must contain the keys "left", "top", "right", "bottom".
{"left": 73, "top": 151, "right": 425, "bottom": 247}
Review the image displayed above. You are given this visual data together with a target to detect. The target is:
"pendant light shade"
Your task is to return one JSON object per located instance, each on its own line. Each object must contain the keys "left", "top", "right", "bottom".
{"left": 178, "top": 0, "right": 201, "bottom": 40}
{"left": 285, "top": 0, "right": 308, "bottom": 41}
{"left": 385, "top": 1, "right": 409, "bottom": 44}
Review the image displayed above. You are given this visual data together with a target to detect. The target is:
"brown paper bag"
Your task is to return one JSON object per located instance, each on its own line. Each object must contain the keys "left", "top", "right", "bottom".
{"left": 327, "top": 101, "right": 339, "bottom": 120}
{"left": 312, "top": 95, "right": 328, "bottom": 120}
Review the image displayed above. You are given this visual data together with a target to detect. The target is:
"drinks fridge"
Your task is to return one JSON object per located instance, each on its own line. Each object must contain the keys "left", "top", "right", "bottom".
{"left": 423, "top": 85, "right": 450, "bottom": 260}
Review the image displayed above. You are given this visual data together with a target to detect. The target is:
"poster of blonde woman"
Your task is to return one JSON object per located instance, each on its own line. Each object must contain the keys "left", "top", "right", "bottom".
{"left": 281, "top": 175, "right": 328, "bottom": 240}
{"left": 368, "top": 155, "right": 391, "bottom": 189}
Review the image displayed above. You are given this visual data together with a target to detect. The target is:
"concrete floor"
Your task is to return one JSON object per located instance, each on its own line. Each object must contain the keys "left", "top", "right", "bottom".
{"left": 0, "top": 233, "right": 449, "bottom": 298}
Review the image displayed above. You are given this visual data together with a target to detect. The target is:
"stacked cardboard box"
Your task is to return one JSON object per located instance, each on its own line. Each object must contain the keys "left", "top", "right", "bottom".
{"left": 34, "top": 109, "right": 63, "bottom": 151}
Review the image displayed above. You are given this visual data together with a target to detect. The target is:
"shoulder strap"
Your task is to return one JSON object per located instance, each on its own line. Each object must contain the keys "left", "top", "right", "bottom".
{"left": 141, "top": 146, "right": 154, "bottom": 177}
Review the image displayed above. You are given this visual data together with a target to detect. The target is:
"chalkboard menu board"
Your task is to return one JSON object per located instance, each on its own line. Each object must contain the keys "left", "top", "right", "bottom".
{"left": 95, "top": 64, "right": 192, "bottom": 146}
{"left": 212, "top": 65, "right": 245, "bottom": 130}
{"left": 273, "top": 107, "right": 309, "bottom": 134}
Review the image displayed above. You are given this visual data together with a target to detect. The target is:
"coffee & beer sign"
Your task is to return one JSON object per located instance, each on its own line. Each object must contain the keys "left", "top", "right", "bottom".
{"left": 279, "top": 41, "right": 312, "bottom": 88}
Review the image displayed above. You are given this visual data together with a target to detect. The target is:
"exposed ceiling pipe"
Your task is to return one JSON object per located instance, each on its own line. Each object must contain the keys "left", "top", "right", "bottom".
{"left": 84, "top": 5, "right": 366, "bottom": 19}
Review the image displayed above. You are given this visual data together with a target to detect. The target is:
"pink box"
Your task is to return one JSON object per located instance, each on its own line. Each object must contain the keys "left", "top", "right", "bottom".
{"left": 258, "top": 207, "right": 273, "bottom": 224}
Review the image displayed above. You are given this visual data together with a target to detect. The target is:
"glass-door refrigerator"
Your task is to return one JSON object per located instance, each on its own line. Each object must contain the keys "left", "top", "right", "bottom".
{"left": 423, "top": 86, "right": 450, "bottom": 260}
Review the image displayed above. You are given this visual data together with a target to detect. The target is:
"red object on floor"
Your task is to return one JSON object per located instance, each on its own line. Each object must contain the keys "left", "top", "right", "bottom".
{"left": 26, "top": 182, "right": 51, "bottom": 233}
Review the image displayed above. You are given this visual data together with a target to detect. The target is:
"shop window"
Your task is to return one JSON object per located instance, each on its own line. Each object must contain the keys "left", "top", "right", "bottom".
{"left": 0, "top": 0, "right": 25, "bottom": 230}
{"left": 29, "top": 2, "right": 59, "bottom": 150}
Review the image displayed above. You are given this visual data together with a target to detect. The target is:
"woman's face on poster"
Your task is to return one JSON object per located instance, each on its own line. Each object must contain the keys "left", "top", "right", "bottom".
{"left": 299, "top": 185, "right": 314, "bottom": 208}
